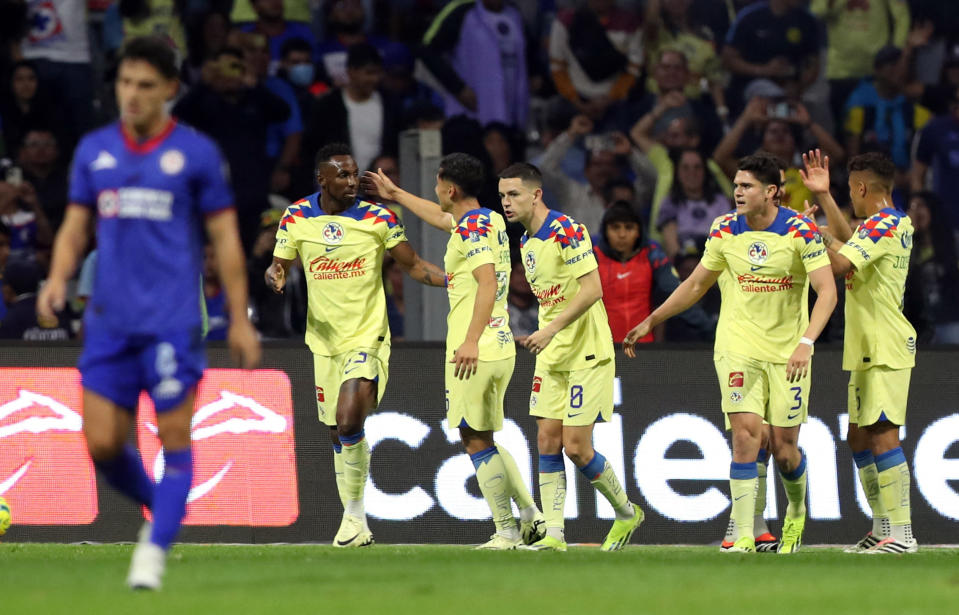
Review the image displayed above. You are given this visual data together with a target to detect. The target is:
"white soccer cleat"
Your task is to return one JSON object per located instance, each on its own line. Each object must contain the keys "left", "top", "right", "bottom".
{"left": 333, "top": 514, "right": 374, "bottom": 548}
{"left": 867, "top": 537, "right": 918, "bottom": 554}
{"left": 475, "top": 534, "right": 522, "bottom": 550}
{"left": 520, "top": 513, "right": 547, "bottom": 546}
{"left": 127, "top": 541, "right": 166, "bottom": 590}
{"left": 844, "top": 531, "right": 881, "bottom": 553}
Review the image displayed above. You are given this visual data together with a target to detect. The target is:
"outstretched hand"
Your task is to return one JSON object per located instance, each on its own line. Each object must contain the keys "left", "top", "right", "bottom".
{"left": 362, "top": 168, "right": 399, "bottom": 201}
{"left": 799, "top": 148, "right": 830, "bottom": 194}
{"left": 622, "top": 318, "right": 652, "bottom": 358}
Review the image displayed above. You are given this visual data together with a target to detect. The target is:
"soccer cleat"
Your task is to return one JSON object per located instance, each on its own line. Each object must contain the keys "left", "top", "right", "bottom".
{"left": 755, "top": 532, "right": 779, "bottom": 553}
{"left": 725, "top": 536, "right": 756, "bottom": 553}
{"left": 520, "top": 513, "right": 547, "bottom": 546}
{"left": 475, "top": 534, "right": 522, "bottom": 550}
{"left": 127, "top": 541, "right": 165, "bottom": 590}
{"left": 333, "top": 514, "right": 374, "bottom": 548}
{"left": 519, "top": 535, "right": 568, "bottom": 552}
{"left": 867, "top": 537, "right": 918, "bottom": 554}
{"left": 719, "top": 540, "right": 736, "bottom": 552}
{"left": 844, "top": 532, "right": 880, "bottom": 553}
{"left": 600, "top": 503, "right": 644, "bottom": 552}
{"left": 778, "top": 515, "right": 805, "bottom": 554}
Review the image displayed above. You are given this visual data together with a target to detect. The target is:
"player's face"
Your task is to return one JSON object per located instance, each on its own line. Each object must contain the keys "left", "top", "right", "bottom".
{"left": 318, "top": 155, "right": 359, "bottom": 206}
{"left": 116, "top": 59, "right": 177, "bottom": 133}
{"left": 499, "top": 177, "right": 539, "bottom": 226}
{"left": 606, "top": 221, "right": 640, "bottom": 254}
{"left": 733, "top": 170, "right": 775, "bottom": 216}
{"left": 847, "top": 172, "right": 869, "bottom": 217}
{"left": 434, "top": 174, "right": 455, "bottom": 212}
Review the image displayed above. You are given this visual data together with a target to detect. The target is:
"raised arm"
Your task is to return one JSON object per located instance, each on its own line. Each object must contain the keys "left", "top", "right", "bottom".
{"left": 389, "top": 241, "right": 447, "bottom": 287}
{"left": 363, "top": 169, "right": 454, "bottom": 232}
{"left": 799, "top": 149, "right": 855, "bottom": 243}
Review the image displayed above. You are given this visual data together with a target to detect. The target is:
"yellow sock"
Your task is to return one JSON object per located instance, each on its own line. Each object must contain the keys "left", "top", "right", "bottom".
{"left": 538, "top": 453, "right": 566, "bottom": 540}
{"left": 876, "top": 447, "right": 913, "bottom": 543}
{"left": 496, "top": 444, "right": 535, "bottom": 511}
{"left": 471, "top": 447, "right": 517, "bottom": 536}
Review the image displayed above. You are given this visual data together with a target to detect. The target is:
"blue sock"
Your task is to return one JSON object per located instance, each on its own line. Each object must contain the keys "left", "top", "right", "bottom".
{"left": 469, "top": 446, "right": 498, "bottom": 468}
{"left": 94, "top": 444, "right": 154, "bottom": 508}
{"left": 578, "top": 451, "right": 607, "bottom": 480}
{"left": 150, "top": 447, "right": 193, "bottom": 550}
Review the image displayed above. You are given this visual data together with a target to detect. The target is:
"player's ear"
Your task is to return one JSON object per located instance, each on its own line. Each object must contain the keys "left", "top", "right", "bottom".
{"left": 165, "top": 77, "right": 179, "bottom": 101}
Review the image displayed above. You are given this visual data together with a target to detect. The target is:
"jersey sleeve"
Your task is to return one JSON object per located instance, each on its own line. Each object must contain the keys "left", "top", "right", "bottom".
{"left": 700, "top": 214, "right": 731, "bottom": 271}
{"left": 839, "top": 217, "right": 895, "bottom": 271}
{"left": 376, "top": 205, "right": 407, "bottom": 250}
{"left": 791, "top": 215, "right": 831, "bottom": 272}
{"left": 273, "top": 207, "right": 299, "bottom": 260}
{"left": 193, "top": 137, "right": 234, "bottom": 214}
{"left": 556, "top": 218, "right": 597, "bottom": 279}
{"left": 68, "top": 137, "right": 95, "bottom": 207}
{"left": 456, "top": 214, "right": 496, "bottom": 271}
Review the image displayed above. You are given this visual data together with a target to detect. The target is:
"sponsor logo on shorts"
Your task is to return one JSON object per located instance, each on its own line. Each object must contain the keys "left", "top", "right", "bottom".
{"left": 728, "top": 372, "right": 744, "bottom": 388}
{"left": 532, "top": 377, "right": 542, "bottom": 393}
{"left": 315, "top": 386, "right": 325, "bottom": 403}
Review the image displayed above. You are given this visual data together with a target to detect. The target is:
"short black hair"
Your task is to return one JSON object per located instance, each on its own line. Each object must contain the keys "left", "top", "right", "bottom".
{"left": 280, "top": 36, "right": 313, "bottom": 59}
{"left": 119, "top": 36, "right": 178, "bottom": 80}
{"left": 438, "top": 153, "right": 485, "bottom": 199}
{"left": 737, "top": 152, "right": 783, "bottom": 188}
{"left": 601, "top": 202, "right": 643, "bottom": 254}
{"left": 347, "top": 42, "right": 383, "bottom": 69}
{"left": 499, "top": 162, "right": 542, "bottom": 188}
{"left": 315, "top": 142, "right": 353, "bottom": 170}
{"left": 848, "top": 152, "right": 896, "bottom": 190}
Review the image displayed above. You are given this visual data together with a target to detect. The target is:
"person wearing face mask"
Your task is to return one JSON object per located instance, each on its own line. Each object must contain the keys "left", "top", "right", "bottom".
{"left": 278, "top": 37, "right": 327, "bottom": 198}
{"left": 240, "top": 0, "right": 319, "bottom": 70}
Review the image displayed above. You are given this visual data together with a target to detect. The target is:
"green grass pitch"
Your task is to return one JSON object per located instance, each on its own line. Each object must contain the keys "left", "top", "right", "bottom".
{"left": 1, "top": 543, "right": 957, "bottom": 614}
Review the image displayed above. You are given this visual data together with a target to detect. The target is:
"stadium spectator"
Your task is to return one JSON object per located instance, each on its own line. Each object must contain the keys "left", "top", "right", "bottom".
{"left": 656, "top": 148, "right": 734, "bottom": 260}
{"left": 0, "top": 258, "right": 70, "bottom": 340}
{"left": 182, "top": 10, "right": 232, "bottom": 86}
{"left": 904, "top": 191, "right": 959, "bottom": 344}
{"left": 0, "top": 165, "right": 53, "bottom": 263}
{"left": 713, "top": 95, "right": 844, "bottom": 212}
{"left": 0, "top": 60, "right": 65, "bottom": 161}
{"left": 844, "top": 46, "right": 931, "bottom": 176}
{"left": 247, "top": 208, "right": 305, "bottom": 339}
{"left": 483, "top": 121, "right": 523, "bottom": 175}
{"left": 17, "top": 128, "right": 67, "bottom": 231}
{"left": 642, "top": 0, "right": 727, "bottom": 114}
{"left": 240, "top": 0, "right": 318, "bottom": 70}
{"left": 0, "top": 1, "right": 27, "bottom": 84}
{"left": 547, "top": 0, "right": 642, "bottom": 126}
{"left": 173, "top": 46, "right": 291, "bottom": 249}
{"left": 278, "top": 36, "right": 327, "bottom": 104}
{"left": 911, "top": 85, "right": 959, "bottom": 234}
{"left": 594, "top": 202, "right": 711, "bottom": 343}
{"left": 506, "top": 261, "right": 536, "bottom": 341}
{"left": 917, "top": 41, "right": 959, "bottom": 116}
{"left": 19, "top": 0, "right": 94, "bottom": 149}
{"left": 303, "top": 43, "right": 399, "bottom": 176}
{"left": 811, "top": 0, "right": 911, "bottom": 130}
{"left": 420, "top": 0, "right": 530, "bottom": 129}
{"left": 623, "top": 48, "right": 724, "bottom": 158}
{"left": 317, "top": 0, "right": 410, "bottom": 88}
{"left": 538, "top": 113, "right": 655, "bottom": 235}
{"left": 119, "top": 0, "right": 188, "bottom": 61}
{"left": 722, "top": 0, "right": 821, "bottom": 113}
{"left": 202, "top": 244, "right": 229, "bottom": 341}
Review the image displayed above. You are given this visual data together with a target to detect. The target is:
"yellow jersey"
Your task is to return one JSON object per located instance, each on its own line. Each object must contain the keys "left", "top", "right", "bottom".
{"left": 445, "top": 208, "right": 515, "bottom": 360}
{"left": 520, "top": 210, "right": 614, "bottom": 371}
{"left": 701, "top": 207, "right": 830, "bottom": 363}
{"left": 273, "top": 193, "right": 406, "bottom": 356}
{"left": 838, "top": 208, "right": 917, "bottom": 370}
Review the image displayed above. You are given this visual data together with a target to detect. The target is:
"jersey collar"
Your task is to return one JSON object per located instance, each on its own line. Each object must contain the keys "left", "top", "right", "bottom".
{"left": 530, "top": 209, "right": 560, "bottom": 241}
{"left": 457, "top": 207, "right": 489, "bottom": 225}
{"left": 120, "top": 118, "right": 177, "bottom": 154}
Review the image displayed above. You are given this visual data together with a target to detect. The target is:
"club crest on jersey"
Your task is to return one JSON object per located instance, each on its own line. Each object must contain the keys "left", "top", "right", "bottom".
{"left": 524, "top": 251, "right": 536, "bottom": 273}
{"left": 323, "top": 222, "right": 345, "bottom": 244}
{"left": 858, "top": 226, "right": 869, "bottom": 240}
{"left": 747, "top": 241, "right": 769, "bottom": 265}
{"left": 159, "top": 149, "right": 185, "bottom": 175}
{"left": 730, "top": 391, "right": 743, "bottom": 403}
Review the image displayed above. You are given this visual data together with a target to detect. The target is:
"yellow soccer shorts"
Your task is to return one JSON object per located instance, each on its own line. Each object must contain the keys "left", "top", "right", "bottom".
{"left": 529, "top": 358, "right": 614, "bottom": 426}
{"left": 715, "top": 352, "right": 810, "bottom": 428}
{"left": 445, "top": 356, "right": 515, "bottom": 431}
{"left": 848, "top": 365, "right": 911, "bottom": 427}
{"left": 313, "top": 346, "right": 390, "bottom": 426}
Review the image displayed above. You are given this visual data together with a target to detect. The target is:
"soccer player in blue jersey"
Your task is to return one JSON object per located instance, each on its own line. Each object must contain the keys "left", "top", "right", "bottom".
{"left": 37, "top": 37, "right": 261, "bottom": 590}
{"left": 266, "top": 143, "right": 447, "bottom": 547}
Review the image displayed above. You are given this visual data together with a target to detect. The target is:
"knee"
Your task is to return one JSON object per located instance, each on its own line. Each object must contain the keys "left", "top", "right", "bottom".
{"left": 562, "top": 440, "right": 592, "bottom": 467}
{"left": 537, "top": 431, "right": 562, "bottom": 455}
{"left": 731, "top": 430, "right": 760, "bottom": 454}
{"left": 336, "top": 421, "right": 364, "bottom": 439}
{"left": 84, "top": 431, "right": 123, "bottom": 462}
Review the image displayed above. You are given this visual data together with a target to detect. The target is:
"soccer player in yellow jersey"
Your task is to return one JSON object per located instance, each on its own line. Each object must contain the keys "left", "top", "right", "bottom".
{"left": 624, "top": 153, "right": 837, "bottom": 554}
{"left": 800, "top": 149, "right": 918, "bottom": 553}
{"left": 364, "top": 153, "right": 546, "bottom": 549}
{"left": 265, "top": 143, "right": 446, "bottom": 547}
{"left": 497, "top": 163, "right": 643, "bottom": 552}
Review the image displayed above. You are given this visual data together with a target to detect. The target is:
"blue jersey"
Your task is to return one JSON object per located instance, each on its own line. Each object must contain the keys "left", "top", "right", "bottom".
{"left": 69, "top": 120, "right": 233, "bottom": 335}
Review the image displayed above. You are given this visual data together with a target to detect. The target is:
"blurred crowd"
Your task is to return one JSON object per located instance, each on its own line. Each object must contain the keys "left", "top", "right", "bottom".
{"left": 0, "top": 0, "right": 957, "bottom": 345}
